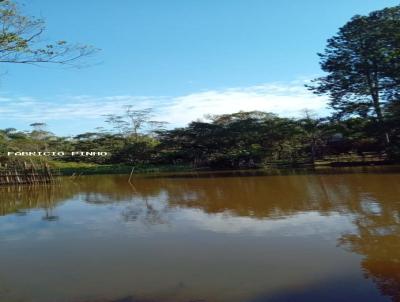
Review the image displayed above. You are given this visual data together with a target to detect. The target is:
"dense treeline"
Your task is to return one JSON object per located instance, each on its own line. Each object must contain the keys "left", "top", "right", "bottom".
{"left": 1, "top": 5, "right": 400, "bottom": 170}
{"left": 0, "top": 106, "right": 399, "bottom": 169}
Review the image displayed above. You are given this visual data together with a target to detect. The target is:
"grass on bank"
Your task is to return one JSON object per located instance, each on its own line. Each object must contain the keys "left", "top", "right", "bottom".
{"left": 50, "top": 161, "right": 191, "bottom": 176}
{"left": 50, "top": 156, "right": 393, "bottom": 176}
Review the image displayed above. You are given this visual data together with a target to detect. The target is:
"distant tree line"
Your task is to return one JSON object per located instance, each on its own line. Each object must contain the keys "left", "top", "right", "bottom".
{"left": 1, "top": 105, "right": 399, "bottom": 169}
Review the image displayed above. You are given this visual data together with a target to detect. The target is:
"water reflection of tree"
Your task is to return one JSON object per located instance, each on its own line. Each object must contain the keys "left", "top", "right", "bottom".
{"left": 338, "top": 180, "right": 400, "bottom": 302}
{"left": 2, "top": 171, "right": 400, "bottom": 301}
{"left": 0, "top": 184, "right": 74, "bottom": 217}
{"left": 160, "top": 175, "right": 343, "bottom": 218}
{"left": 121, "top": 196, "right": 168, "bottom": 226}
{"left": 42, "top": 207, "right": 59, "bottom": 221}
{"left": 158, "top": 172, "right": 400, "bottom": 301}
{"left": 0, "top": 176, "right": 172, "bottom": 226}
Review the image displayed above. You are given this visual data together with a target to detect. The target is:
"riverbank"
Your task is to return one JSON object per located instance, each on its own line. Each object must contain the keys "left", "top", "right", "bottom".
{"left": 50, "top": 161, "right": 192, "bottom": 176}
{"left": 50, "top": 157, "right": 397, "bottom": 176}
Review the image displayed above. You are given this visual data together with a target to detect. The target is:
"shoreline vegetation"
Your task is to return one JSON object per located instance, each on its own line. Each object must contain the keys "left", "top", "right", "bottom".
{"left": 1, "top": 105, "right": 399, "bottom": 179}
{"left": 1, "top": 155, "right": 397, "bottom": 181}
{"left": 50, "top": 156, "right": 396, "bottom": 177}
{"left": 1, "top": 105, "right": 400, "bottom": 178}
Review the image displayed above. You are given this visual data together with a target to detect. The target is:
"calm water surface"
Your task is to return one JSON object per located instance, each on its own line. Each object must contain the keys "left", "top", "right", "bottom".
{"left": 0, "top": 168, "right": 399, "bottom": 302}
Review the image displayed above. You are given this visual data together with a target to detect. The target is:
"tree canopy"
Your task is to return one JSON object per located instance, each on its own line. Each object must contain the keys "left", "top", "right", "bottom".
{"left": 308, "top": 6, "right": 400, "bottom": 144}
{"left": 0, "top": 0, "right": 97, "bottom": 66}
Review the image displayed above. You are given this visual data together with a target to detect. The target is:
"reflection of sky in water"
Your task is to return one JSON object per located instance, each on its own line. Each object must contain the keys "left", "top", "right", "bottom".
{"left": 0, "top": 172, "right": 399, "bottom": 302}
{"left": 360, "top": 194, "right": 383, "bottom": 215}
{"left": 0, "top": 192, "right": 356, "bottom": 243}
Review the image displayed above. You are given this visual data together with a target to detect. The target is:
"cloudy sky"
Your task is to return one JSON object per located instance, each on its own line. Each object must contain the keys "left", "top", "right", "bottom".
{"left": 1, "top": 0, "right": 397, "bottom": 135}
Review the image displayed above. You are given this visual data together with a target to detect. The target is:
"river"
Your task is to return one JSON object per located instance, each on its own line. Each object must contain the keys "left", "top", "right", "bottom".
{"left": 0, "top": 167, "right": 399, "bottom": 302}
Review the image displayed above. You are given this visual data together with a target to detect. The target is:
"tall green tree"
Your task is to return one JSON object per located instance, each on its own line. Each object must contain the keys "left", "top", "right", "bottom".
{"left": 308, "top": 6, "right": 400, "bottom": 144}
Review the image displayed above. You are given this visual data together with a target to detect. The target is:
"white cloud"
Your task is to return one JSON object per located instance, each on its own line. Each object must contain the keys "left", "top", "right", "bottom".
{"left": 0, "top": 80, "right": 329, "bottom": 132}
{"left": 159, "top": 81, "right": 329, "bottom": 125}
{"left": 174, "top": 209, "right": 355, "bottom": 237}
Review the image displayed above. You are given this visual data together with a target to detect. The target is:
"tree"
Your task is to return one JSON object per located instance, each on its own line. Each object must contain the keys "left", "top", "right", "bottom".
{"left": 0, "top": 0, "right": 97, "bottom": 66}
{"left": 147, "top": 120, "right": 168, "bottom": 138}
{"left": 385, "top": 101, "right": 400, "bottom": 158}
{"left": 124, "top": 106, "right": 153, "bottom": 140}
{"left": 29, "top": 122, "right": 51, "bottom": 150}
{"left": 298, "top": 110, "right": 327, "bottom": 163}
{"left": 104, "top": 114, "right": 129, "bottom": 135}
{"left": 308, "top": 6, "right": 400, "bottom": 144}
{"left": 104, "top": 107, "right": 163, "bottom": 140}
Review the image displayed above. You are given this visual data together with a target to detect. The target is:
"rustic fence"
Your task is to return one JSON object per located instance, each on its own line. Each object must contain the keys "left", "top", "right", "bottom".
{"left": 0, "top": 162, "right": 61, "bottom": 185}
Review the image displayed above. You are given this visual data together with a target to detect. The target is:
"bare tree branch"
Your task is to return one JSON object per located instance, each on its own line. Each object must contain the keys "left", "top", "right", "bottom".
{"left": 0, "top": 0, "right": 99, "bottom": 67}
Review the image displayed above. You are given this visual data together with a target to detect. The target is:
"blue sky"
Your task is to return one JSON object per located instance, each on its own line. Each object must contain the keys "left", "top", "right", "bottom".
{"left": 1, "top": 0, "right": 398, "bottom": 135}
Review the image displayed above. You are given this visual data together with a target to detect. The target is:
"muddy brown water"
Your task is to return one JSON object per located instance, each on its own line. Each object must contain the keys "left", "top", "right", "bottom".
{"left": 0, "top": 167, "right": 399, "bottom": 302}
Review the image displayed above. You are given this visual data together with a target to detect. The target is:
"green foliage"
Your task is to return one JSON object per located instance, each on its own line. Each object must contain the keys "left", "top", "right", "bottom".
{"left": 110, "top": 140, "right": 157, "bottom": 164}
{"left": 308, "top": 6, "right": 400, "bottom": 121}
{"left": 386, "top": 101, "right": 400, "bottom": 159}
{"left": 0, "top": 0, "right": 97, "bottom": 66}
{"left": 2, "top": 106, "right": 400, "bottom": 171}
